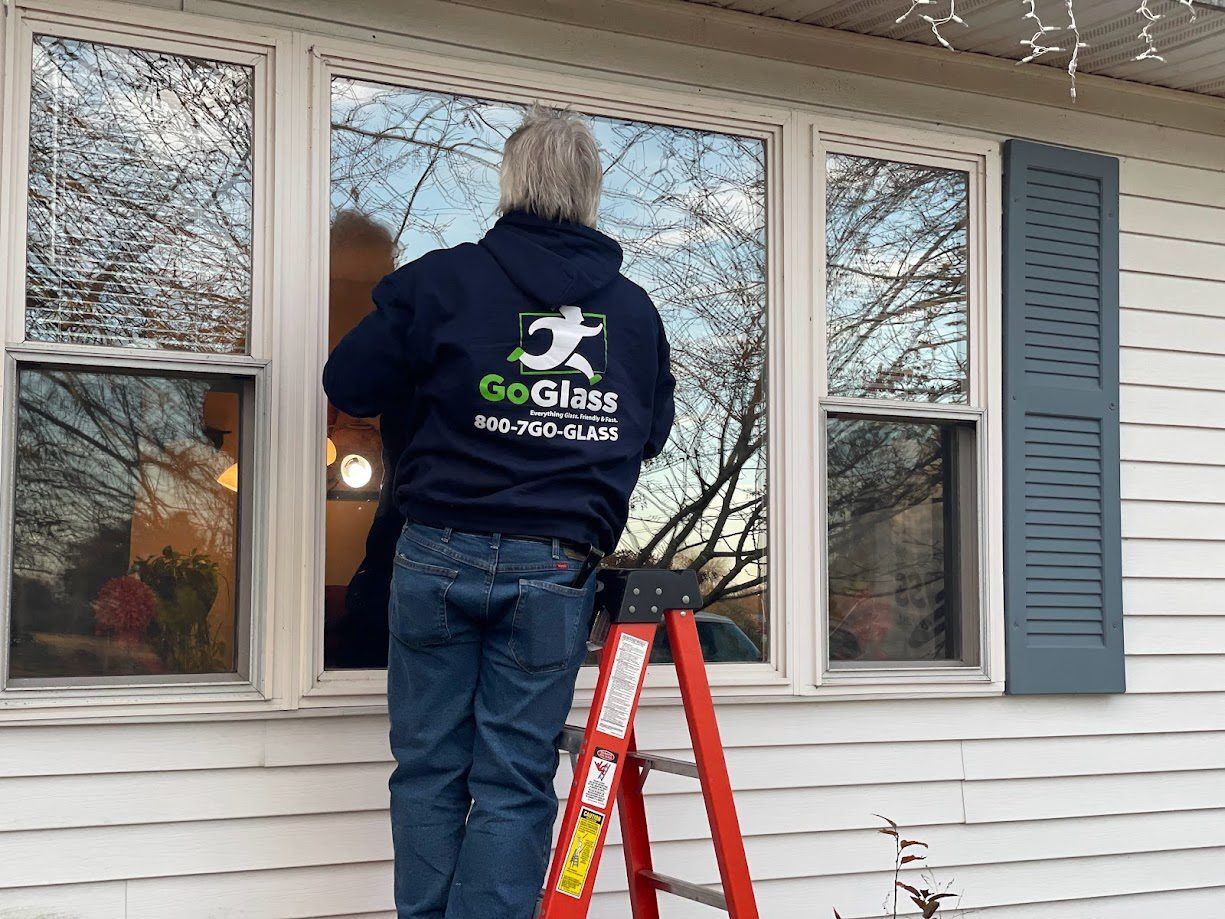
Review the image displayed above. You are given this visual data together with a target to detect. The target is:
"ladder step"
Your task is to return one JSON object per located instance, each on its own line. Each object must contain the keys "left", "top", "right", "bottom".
{"left": 558, "top": 724, "right": 584, "bottom": 755}
{"left": 628, "top": 750, "right": 699, "bottom": 779}
{"left": 639, "top": 870, "right": 728, "bottom": 910}
{"left": 559, "top": 725, "right": 699, "bottom": 779}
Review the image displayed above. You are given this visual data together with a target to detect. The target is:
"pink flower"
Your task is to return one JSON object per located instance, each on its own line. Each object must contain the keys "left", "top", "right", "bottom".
{"left": 92, "top": 576, "right": 156, "bottom": 647}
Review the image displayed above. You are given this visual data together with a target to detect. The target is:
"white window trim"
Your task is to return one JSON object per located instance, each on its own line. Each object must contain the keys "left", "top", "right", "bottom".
{"left": 806, "top": 117, "right": 1005, "bottom": 699}
{"left": 0, "top": 0, "right": 299, "bottom": 717}
{"left": 0, "top": 0, "right": 1006, "bottom": 723}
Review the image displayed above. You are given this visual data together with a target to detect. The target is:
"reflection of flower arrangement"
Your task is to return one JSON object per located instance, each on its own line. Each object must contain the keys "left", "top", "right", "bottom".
{"left": 92, "top": 576, "right": 157, "bottom": 646}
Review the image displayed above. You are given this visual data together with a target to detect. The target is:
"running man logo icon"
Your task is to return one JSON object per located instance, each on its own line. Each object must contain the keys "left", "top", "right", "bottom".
{"left": 508, "top": 305, "right": 606, "bottom": 385}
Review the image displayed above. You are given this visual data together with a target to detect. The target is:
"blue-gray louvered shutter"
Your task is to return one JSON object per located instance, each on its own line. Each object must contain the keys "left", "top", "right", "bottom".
{"left": 1003, "top": 139, "right": 1124, "bottom": 695}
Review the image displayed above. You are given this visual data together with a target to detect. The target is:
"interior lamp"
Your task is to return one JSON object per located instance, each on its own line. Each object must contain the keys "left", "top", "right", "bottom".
{"left": 340, "top": 453, "right": 373, "bottom": 489}
{"left": 216, "top": 462, "right": 239, "bottom": 493}
{"left": 216, "top": 438, "right": 340, "bottom": 492}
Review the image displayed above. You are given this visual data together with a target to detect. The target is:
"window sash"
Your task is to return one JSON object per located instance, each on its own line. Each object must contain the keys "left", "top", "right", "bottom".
{"left": 823, "top": 410, "right": 982, "bottom": 670}
{"left": 1, "top": 14, "right": 273, "bottom": 361}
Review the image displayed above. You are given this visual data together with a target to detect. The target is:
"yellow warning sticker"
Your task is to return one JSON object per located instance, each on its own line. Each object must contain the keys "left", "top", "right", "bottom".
{"left": 555, "top": 806, "right": 606, "bottom": 899}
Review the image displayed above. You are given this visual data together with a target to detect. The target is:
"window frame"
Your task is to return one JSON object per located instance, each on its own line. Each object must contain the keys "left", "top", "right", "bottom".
{"left": 0, "top": 2, "right": 295, "bottom": 714}
{"left": 809, "top": 118, "right": 1005, "bottom": 698}
{"left": 298, "top": 41, "right": 803, "bottom": 706}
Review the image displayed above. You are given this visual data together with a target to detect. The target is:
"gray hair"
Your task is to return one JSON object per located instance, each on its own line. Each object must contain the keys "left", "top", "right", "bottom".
{"left": 498, "top": 105, "right": 602, "bottom": 228}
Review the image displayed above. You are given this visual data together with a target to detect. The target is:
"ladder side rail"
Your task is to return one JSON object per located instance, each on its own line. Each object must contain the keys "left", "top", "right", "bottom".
{"left": 666, "top": 607, "right": 761, "bottom": 919}
{"left": 539, "top": 622, "right": 658, "bottom": 918}
{"left": 617, "top": 728, "right": 661, "bottom": 919}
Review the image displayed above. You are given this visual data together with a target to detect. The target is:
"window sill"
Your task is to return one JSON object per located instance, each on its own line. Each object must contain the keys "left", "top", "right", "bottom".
{"left": 0, "top": 681, "right": 283, "bottom": 724}
{"left": 0, "top": 662, "right": 1007, "bottom": 725}
{"left": 806, "top": 664, "right": 1004, "bottom": 700}
{"left": 301, "top": 661, "right": 795, "bottom": 709}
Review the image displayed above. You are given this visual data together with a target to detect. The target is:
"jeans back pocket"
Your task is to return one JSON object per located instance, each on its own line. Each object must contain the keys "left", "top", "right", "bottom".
{"left": 390, "top": 554, "right": 459, "bottom": 649}
{"left": 509, "top": 577, "right": 592, "bottom": 674}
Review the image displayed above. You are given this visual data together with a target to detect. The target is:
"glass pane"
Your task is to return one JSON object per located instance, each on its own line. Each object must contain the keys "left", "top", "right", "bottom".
{"left": 826, "top": 415, "right": 975, "bottom": 664}
{"left": 26, "top": 36, "right": 254, "bottom": 353}
{"left": 826, "top": 153, "right": 969, "bottom": 403}
{"left": 325, "top": 79, "right": 768, "bottom": 668}
{"left": 7, "top": 367, "right": 247, "bottom": 680}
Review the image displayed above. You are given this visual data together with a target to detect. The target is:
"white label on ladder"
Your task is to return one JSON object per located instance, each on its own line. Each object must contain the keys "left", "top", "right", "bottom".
{"left": 595, "top": 633, "right": 649, "bottom": 739}
{"left": 580, "top": 748, "right": 619, "bottom": 809}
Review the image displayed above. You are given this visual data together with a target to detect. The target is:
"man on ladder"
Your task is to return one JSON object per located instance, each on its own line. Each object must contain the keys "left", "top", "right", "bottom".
{"left": 324, "top": 105, "right": 687, "bottom": 918}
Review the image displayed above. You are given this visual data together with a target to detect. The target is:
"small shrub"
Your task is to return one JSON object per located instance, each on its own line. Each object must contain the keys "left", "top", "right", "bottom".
{"left": 834, "top": 815, "right": 962, "bottom": 919}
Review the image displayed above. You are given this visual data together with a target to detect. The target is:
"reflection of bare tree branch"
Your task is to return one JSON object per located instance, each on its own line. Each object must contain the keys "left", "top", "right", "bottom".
{"left": 13, "top": 371, "right": 239, "bottom": 588}
{"left": 329, "top": 81, "right": 769, "bottom": 647}
{"left": 827, "top": 155, "right": 968, "bottom": 402}
{"left": 26, "top": 37, "right": 253, "bottom": 353}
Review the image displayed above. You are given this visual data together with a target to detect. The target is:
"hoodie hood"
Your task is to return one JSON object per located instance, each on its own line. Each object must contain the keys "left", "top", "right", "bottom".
{"left": 479, "top": 210, "right": 624, "bottom": 306}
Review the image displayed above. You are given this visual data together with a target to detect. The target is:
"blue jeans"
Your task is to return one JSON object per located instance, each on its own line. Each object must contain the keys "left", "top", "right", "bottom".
{"left": 387, "top": 522, "right": 596, "bottom": 919}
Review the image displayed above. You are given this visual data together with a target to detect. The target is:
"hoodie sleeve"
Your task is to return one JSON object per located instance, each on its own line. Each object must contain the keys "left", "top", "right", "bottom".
{"left": 643, "top": 312, "right": 676, "bottom": 461}
{"left": 323, "top": 269, "right": 416, "bottom": 419}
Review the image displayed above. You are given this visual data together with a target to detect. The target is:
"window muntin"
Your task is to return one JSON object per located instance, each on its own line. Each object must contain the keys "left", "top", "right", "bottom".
{"left": 825, "top": 153, "right": 969, "bottom": 404}
{"left": 826, "top": 414, "right": 977, "bottom": 666}
{"left": 26, "top": 36, "right": 254, "bottom": 354}
{"left": 7, "top": 367, "right": 249, "bottom": 682}
{"left": 324, "top": 78, "right": 769, "bottom": 669}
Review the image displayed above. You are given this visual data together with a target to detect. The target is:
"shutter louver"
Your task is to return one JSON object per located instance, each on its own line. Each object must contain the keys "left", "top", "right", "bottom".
{"left": 1003, "top": 140, "right": 1124, "bottom": 695}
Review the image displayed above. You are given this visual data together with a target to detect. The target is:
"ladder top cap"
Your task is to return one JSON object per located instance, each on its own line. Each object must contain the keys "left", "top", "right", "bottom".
{"left": 595, "top": 568, "right": 704, "bottom": 624}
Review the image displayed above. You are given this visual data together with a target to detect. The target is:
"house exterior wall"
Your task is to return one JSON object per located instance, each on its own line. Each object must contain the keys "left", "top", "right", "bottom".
{"left": 1, "top": 1, "right": 1224, "bottom": 917}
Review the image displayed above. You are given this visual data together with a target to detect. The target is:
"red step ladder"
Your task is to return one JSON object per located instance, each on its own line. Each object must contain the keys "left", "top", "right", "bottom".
{"left": 538, "top": 569, "right": 759, "bottom": 918}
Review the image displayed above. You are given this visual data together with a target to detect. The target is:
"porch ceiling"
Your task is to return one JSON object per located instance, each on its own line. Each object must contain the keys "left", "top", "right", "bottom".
{"left": 678, "top": 0, "right": 1225, "bottom": 97}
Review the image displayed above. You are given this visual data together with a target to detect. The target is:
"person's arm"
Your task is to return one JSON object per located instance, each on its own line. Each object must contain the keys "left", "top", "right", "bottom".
{"left": 643, "top": 313, "right": 675, "bottom": 461}
{"left": 323, "top": 270, "right": 415, "bottom": 419}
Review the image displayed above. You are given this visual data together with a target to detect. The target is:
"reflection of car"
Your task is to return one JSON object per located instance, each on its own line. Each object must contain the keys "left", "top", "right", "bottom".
{"left": 650, "top": 612, "right": 761, "bottom": 664}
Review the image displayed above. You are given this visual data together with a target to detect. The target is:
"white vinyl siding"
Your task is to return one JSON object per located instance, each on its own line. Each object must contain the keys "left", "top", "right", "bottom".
{"left": 1, "top": 1, "right": 1224, "bottom": 917}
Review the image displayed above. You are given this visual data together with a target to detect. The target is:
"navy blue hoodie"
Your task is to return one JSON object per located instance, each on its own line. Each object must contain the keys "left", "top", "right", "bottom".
{"left": 323, "top": 211, "right": 675, "bottom": 553}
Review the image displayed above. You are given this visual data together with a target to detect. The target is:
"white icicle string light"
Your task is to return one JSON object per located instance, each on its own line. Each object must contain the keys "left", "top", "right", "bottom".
{"left": 1136, "top": 1, "right": 1164, "bottom": 61}
{"left": 1135, "top": 0, "right": 1197, "bottom": 63}
{"left": 902, "top": 0, "right": 1196, "bottom": 98}
{"left": 896, "top": 0, "right": 968, "bottom": 51}
{"left": 1019, "top": 0, "right": 1064, "bottom": 63}
{"left": 1065, "top": 0, "right": 1090, "bottom": 99}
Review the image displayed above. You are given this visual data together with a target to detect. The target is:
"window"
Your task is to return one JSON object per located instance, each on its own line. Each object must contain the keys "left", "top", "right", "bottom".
{"left": 4, "top": 30, "right": 260, "bottom": 688}
{"left": 323, "top": 78, "right": 769, "bottom": 669}
{"left": 821, "top": 141, "right": 986, "bottom": 674}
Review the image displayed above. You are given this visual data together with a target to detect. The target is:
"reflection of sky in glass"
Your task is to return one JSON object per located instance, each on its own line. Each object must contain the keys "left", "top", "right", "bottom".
{"left": 826, "top": 153, "right": 968, "bottom": 404}
{"left": 26, "top": 37, "right": 254, "bottom": 353}
{"left": 330, "top": 79, "right": 768, "bottom": 639}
